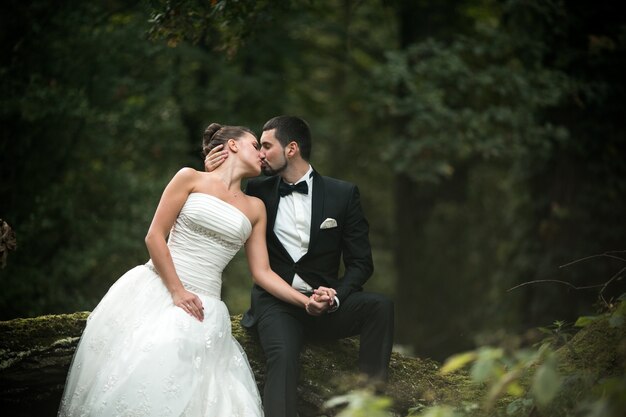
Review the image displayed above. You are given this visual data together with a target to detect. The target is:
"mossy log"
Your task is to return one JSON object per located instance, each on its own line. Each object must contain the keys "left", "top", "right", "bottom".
{"left": 0, "top": 313, "right": 472, "bottom": 417}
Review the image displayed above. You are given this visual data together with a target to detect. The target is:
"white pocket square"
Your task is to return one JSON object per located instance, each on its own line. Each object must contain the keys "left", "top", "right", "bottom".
{"left": 320, "top": 218, "right": 338, "bottom": 229}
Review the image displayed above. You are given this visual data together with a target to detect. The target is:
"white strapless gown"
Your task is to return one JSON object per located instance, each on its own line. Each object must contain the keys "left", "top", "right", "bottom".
{"left": 58, "top": 193, "right": 263, "bottom": 417}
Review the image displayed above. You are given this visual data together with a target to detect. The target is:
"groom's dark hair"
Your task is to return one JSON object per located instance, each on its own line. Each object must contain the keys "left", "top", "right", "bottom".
{"left": 263, "top": 115, "right": 312, "bottom": 161}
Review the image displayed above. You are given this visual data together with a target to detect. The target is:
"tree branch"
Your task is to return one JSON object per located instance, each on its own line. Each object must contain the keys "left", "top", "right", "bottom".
{"left": 507, "top": 280, "right": 605, "bottom": 292}
{"left": 559, "top": 250, "right": 626, "bottom": 269}
{"left": 508, "top": 251, "right": 626, "bottom": 308}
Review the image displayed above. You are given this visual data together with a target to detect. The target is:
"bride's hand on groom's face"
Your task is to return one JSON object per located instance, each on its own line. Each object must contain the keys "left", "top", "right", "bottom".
{"left": 173, "top": 289, "right": 205, "bottom": 322}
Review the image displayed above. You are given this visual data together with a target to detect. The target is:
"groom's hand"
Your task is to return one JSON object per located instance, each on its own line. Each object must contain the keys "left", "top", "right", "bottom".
{"left": 313, "top": 286, "right": 339, "bottom": 313}
{"left": 313, "top": 286, "right": 337, "bottom": 306}
{"left": 305, "top": 296, "right": 329, "bottom": 316}
{"left": 204, "top": 144, "right": 228, "bottom": 172}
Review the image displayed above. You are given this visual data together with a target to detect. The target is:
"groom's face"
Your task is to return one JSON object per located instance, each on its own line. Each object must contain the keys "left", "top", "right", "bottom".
{"left": 259, "top": 129, "right": 288, "bottom": 176}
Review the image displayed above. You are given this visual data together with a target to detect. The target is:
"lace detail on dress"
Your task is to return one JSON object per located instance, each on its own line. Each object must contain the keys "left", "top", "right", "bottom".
{"left": 176, "top": 214, "right": 243, "bottom": 251}
{"left": 163, "top": 375, "right": 182, "bottom": 399}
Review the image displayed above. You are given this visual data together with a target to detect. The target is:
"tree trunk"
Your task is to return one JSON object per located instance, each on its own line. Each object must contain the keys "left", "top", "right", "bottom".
{"left": 391, "top": 0, "right": 478, "bottom": 361}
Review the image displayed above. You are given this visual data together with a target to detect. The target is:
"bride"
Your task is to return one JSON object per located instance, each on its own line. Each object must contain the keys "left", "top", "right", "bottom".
{"left": 58, "top": 123, "right": 333, "bottom": 417}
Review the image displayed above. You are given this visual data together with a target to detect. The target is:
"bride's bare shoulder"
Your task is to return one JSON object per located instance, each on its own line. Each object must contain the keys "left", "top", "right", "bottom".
{"left": 164, "top": 167, "right": 202, "bottom": 192}
{"left": 175, "top": 167, "right": 201, "bottom": 178}
{"left": 244, "top": 195, "right": 267, "bottom": 224}
{"left": 172, "top": 167, "right": 204, "bottom": 184}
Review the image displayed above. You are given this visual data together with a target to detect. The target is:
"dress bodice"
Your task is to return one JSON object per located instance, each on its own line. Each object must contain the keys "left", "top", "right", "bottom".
{"left": 146, "top": 193, "right": 252, "bottom": 299}
{"left": 60, "top": 192, "right": 263, "bottom": 417}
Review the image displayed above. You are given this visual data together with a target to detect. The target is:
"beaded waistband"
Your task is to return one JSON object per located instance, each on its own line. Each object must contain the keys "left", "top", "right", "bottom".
{"left": 144, "top": 263, "right": 220, "bottom": 299}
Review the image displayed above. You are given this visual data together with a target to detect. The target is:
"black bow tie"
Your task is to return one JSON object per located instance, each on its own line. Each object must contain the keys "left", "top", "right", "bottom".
{"left": 278, "top": 181, "right": 309, "bottom": 197}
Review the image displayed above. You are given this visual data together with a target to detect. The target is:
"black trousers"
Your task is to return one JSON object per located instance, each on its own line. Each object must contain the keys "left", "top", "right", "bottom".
{"left": 255, "top": 291, "right": 394, "bottom": 417}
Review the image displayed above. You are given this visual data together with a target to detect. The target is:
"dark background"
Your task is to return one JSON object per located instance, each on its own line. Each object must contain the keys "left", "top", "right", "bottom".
{"left": 1, "top": 0, "right": 625, "bottom": 361}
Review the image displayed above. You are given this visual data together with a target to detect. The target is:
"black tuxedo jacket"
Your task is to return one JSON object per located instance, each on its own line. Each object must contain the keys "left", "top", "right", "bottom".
{"left": 241, "top": 170, "right": 374, "bottom": 327}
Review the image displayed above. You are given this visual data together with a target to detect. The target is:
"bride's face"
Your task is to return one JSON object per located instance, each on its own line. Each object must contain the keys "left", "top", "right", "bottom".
{"left": 235, "top": 132, "right": 262, "bottom": 176}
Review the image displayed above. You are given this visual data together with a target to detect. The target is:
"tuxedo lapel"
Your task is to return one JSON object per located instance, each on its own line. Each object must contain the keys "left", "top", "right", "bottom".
{"left": 263, "top": 176, "right": 294, "bottom": 262}
{"left": 265, "top": 176, "right": 282, "bottom": 231}
{"left": 307, "top": 170, "right": 325, "bottom": 253}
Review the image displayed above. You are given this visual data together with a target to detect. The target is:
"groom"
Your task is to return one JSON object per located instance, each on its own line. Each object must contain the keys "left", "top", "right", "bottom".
{"left": 207, "top": 115, "right": 394, "bottom": 417}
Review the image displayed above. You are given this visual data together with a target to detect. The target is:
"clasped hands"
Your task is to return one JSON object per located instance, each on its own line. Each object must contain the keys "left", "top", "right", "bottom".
{"left": 305, "top": 286, "right": 337, "bottom": 316}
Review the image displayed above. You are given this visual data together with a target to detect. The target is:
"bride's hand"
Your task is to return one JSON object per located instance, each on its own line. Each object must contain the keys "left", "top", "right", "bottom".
{"left": 313, "top": 286, "right": 336, "bottom": 305}
{"left": 173, "top": 289, "right": 204, "bottom": 322}
{"left": 304, "top": 296, "right": 328, "bottom": 316}
{"left": 204, "top": 144, "right": 228, "bottom": 172}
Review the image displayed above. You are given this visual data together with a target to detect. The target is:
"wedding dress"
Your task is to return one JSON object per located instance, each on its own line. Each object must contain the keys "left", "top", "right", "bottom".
{"left": 59, "top": 193, "right": 263, "bottom": 417}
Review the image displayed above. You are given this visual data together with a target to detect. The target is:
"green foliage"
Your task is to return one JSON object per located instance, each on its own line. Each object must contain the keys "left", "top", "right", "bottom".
{"left": 531, "top": 354, "right": 562, "bottom": 406}
{"left": 370, "top": 0, "right": 626, "bottom": 360}
{"left": 576, "top": 293, "right": 626, "bottom": 330}
{"left": 370, "top": 26, "right": 568, "bottom": 183}
{"left": 579, "top": 376, "right": 626, "bottom": 417}
{"left": 442, "top": 344, "right": 562, "bottom": 410}
{"left": 2, "top": 0, "right": 625, "bottom": 382}
{"left": 410, "top": 405, "right": 463, "bottom": 417}
{"left": 535, "top": 319, "right": 582, "bottom": 361}
{"left": 325, "top": 390, "right": 394, "bottom": 417}
{"left": 1, "top": 0, "right": 291, "bottom": 317}
{"left": 147, "top": 0, "right": 291, "bottom": 51}
{"left": 1, "top": 0, "right": 401, "bottom": 319}
{"left": 1, "top": 0, "right": 189, "bottom": 317}
{"left": 536, "top": 320, "right": 574, "bottom": 349}
{"left": 325, "top": 296, "right": 625, "bottom": 417}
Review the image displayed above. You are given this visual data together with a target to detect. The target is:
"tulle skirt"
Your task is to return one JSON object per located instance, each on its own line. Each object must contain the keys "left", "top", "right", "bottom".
{"left": 58, "top": 265, "right": 263, "bottom": 417}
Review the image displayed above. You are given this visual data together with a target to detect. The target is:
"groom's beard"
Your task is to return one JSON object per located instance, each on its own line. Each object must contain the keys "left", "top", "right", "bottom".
{"left": 261, "top": 158, "right": 288, "bottom": 176}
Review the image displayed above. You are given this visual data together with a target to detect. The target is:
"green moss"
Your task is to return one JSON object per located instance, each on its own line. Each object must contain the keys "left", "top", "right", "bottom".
{"left": 0, "top": 312, "right": 89, "bottom": 351}
{"left": 233, "top": 314, "right": 480, "bottom": 415}
{"left": 530, "top": 318, "right": 626, "bottom": 416}
{"left": 486, "top": 317, "right": 626, "bottom": 417}
{"left": 1, "top": 312, "right": 485, "bottom": 417}
{"left": 558, "top": 318, "right": 626, "bottom": 376}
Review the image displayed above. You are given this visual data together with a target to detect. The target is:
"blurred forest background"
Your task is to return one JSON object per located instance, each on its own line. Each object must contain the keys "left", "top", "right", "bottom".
{"left": 1, "top": 0, "right": 625, "bottom": 361}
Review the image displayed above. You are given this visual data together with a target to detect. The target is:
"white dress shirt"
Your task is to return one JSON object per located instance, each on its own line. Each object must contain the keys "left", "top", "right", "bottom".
{"left": 274, "top": 166, "right": 340, "bottom": 312}
{"left": 274, "top": 166, "right": 315, "bottom": 294}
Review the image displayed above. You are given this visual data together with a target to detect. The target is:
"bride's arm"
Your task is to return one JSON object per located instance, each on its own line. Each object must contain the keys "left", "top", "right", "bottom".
{"left": 145, "top": 167, "right": 204, "bottom": 321}
{"left": 244, "top": 199, "right": 327, "bottom": 315}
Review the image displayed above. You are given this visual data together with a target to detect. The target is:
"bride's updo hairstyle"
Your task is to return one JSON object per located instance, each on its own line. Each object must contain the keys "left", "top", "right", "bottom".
{"left": 202, "top": 123, "right": 255, "bottom": 158}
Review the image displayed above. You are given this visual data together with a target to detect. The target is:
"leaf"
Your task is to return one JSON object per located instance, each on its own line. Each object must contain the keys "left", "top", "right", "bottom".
{"left": 531, "top": 357, "right": 562, "bottom": 406}
{"left": 325, "top": 390, "right": 393, "bottom": 417}
{"left": 471, "top": 348, "right": 503, "bottom": 383}
{"left": 484, "top": 368, "right": 523, "bottom": 410}
{"left": 506, "top": 398, "right": 534, "bottom": 416}
{"left": 471, "top": 359, "right": 497, "bottom": 383}
{"left": 414, "top": 405, "right": 460, "bottom": 417}
{"left": 325, "top": 394, "right": 351, "bottom": 408}
{"left": 506, "top": 381, "right": 525, "bottom": 397}
{"left": 537, "top": 326, "right": 553, "bottom": 335}
{"left": 440, "top": 351, "right": 477, "bottom": 374}
{"left": 574, "top": 315, "right": 603, "bottom": 327}
{"left": 608, "top": 312, "right": 624, "bottom": 328}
